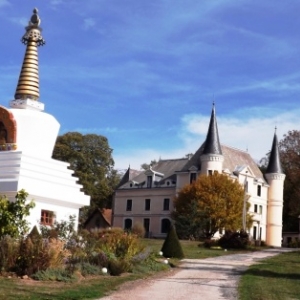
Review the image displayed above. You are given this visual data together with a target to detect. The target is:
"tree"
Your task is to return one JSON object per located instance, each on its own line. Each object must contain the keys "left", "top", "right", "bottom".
{"left": 161, "top": 224, "right": 184, "bottom": 259}
{"left": 278, "top": 130, "right": 300, "bottom": 231}
{"left": 140, "top": 159, "right": 157, "bottom": 170}
{"left": 52, "top": 132, "right": 120, "bottom": 214}
{"left": 0, "top": 189, "right": 35, "bottom": 238}
{"left": 173, "top": 173, "right": 247, "bottom": 239}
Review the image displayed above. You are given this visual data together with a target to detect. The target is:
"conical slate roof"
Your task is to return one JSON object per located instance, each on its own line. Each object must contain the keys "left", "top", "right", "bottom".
{"left": 266, "top": 131, "right": 283, "bottom": 174}
{"left": 203, "top": 103, "right": 222, "bottom": 155}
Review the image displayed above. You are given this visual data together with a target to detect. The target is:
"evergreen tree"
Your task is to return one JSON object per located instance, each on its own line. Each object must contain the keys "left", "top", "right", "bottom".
{"left": 161, "top": 225, "right": 184, "bottom": 259}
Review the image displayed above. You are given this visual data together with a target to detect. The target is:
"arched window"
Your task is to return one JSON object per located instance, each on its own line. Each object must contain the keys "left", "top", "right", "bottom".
{"left": 161, "top": 218, "right": 171, "bottom": 234}
{"left": 124, "top": 218, "right": 132, "bottom": 230}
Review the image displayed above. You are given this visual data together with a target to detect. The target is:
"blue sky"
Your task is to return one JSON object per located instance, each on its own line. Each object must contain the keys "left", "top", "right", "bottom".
{"left": 0, "top": 0, "right": 300, "bottom": 171}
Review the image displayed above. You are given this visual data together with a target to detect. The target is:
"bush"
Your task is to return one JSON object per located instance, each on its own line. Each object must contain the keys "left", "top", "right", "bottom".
{"left": 0, "top": 236, "right": 19, "bottom": 273}
{"left": 161, "top": 225, "right": 184, "bottom": 259}
{"left": 202, "top": 239, "right": 219, "bottom": 249}
{"left": 131, "top": 222, "right": 146, "bottom": 238}
{"left": 109, "top": 259, "right": 131, "bottom": 276}
{"left": 15, "top": 237, "right": 70, "bottom": 276}
{"left": 288, "top": 238, "right": 300, "bottom": 248}
{"left": 218, "top": 231, "right": 249, "bottom": 249}
{"left": 74, "top": 262, "right": 103, "bottom": 276}
{"left": 32, "top": 268, "right": 76, "bottom": 282}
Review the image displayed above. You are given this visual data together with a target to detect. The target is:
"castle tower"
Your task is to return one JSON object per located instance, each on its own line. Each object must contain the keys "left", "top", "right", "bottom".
{"left": 265, "top": 129, "right": 285, "bottom": 247}
{"left": 200, "top": 103, "right": 224, "bottom": 174}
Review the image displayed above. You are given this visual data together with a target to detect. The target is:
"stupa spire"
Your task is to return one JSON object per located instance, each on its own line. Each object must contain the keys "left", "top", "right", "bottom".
{"left": 12, "top": 8, "right": 45, "bottom": 109}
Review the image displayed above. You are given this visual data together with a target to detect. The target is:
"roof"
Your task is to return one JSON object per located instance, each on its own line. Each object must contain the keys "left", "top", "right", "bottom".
{"left": 203, "top": 104, "right": 222, "bottom": 155}
{"left": 266, "top": 132, "right": 283, "bottom": 174}
{"left": 117, "top": 158, "right": 188, "bottom": 189}
{"left": 117, "top": 167, "right": 142, "bottom": 188}
{"left": 84, "top": 208, "right": 112, "bottom": 227}
{"left": 180, "top": 144, "right": 264, "bottom": 180}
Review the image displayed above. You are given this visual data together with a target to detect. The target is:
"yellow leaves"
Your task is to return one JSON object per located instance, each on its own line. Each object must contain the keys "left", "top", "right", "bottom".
{"left": 175, "top": 173, "right": 247, "bottom": 237}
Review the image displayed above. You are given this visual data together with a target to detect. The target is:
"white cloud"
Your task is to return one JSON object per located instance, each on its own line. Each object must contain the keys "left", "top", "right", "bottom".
{"left": 8, "top": 17, "right": 27, "bottom": 26}
{"left": 50, "top": 0, "right": 63, "bottom": 4}
{"left": 0, "top": 0, "right": 9, "bottom": 8}
{"left": 114, "top": 108, "right": 300, "bottom": 170}
{"left": 83, "top": 18, "right": 96, "bottom": 30}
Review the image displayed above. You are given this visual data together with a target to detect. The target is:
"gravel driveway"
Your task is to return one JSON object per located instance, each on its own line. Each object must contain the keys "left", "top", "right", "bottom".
{"left": 100, "top": 248, "right": 293, "bottom": 300}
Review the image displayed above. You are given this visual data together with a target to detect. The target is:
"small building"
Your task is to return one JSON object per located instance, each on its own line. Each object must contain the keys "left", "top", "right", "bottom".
{"left": 0, "top": 9, "right": 90, "bottom": 231}
{"left": 84, "top": 208, "right": 112, "bottom": 231}
{"left": 113, "top": 104, "right": 285, "bottom": 247}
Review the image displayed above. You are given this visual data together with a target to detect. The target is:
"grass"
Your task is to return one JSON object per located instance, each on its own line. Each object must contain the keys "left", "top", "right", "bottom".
{"left": 0, "top": 238, "right": 262, "bottom": 300}
{"left": 239, "top": 250, "right": 300, "bottom": 300}
{"left": 0, "top": 274, "right": 142, "bottom": 300}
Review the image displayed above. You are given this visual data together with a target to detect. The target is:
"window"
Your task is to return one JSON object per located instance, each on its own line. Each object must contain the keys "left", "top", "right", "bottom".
{"left": 145, "top": 199, "right": 151, "bottom": 211}
{"left": 124, "top": 218, "right": 132, "bottom": 230}
{"left": 259, "top": 227, "right": 262, "bottom": 240}
{"left": 259, "top": 205, "right": 263, "bottom": 215}
{"left": 40, "top": 210, "right": 54, "bottom": 225}
{"left": 144, "top": 218, "right": 150, "bottom": 236}
{"left": 161, "top": 219, "right": 171, "bottom": 234}
{"left": 126, "top": 199, "right": 132, "bottom": 211}
{"left": 208, "top": 170, "right": 213, "bottom": 176}
{"left": 163, "top": 198, "right": 170, "bottom": 211}
{"left": 254, "top": 204, "right": 258, "bottom": 213}
{"left": 253, "top": 226, "right": 257, "bottom": 240}
{"left": 147, "top": 176, "right": 152, "bottom": 188}
{"left": 190, "top": 173, "right": 197, "bottom": 183}
{"left": 257, "top": 185, "right": 261, "bottom": 197}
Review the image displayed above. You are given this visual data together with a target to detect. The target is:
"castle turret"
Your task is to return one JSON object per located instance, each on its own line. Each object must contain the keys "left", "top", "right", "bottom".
{"left": 200, "top": 103, "right": 224, "bottom": 174}
{"left": 265, "top": 129, "right": 285, "bottom": 247}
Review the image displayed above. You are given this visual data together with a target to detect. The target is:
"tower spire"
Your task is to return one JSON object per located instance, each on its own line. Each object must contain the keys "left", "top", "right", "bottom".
{"left": 266, "top": 128, "right": 283, "bottom": 174}
{"left": 10, "top": 8, "right": 45, "bottom": 111}
{"left": 203, "top": 103, "right": 222, "bottom": 155}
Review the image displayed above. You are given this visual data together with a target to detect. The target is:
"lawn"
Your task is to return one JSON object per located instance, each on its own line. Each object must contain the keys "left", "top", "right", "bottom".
{"left": 239, "top": 250, "right": 300, "bottom": 300}
{"left": 0, "top": 238, "right": 237, "bottom": 300}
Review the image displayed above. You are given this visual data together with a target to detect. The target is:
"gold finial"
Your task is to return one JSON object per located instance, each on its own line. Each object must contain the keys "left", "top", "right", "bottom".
{"left": 14, "top": 8, "right": 45, "bottom": 101}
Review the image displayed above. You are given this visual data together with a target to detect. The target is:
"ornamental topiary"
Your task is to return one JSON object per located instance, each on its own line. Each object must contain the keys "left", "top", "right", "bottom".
{"left": 161, "top": 225, "right": 184, "bottom": 259}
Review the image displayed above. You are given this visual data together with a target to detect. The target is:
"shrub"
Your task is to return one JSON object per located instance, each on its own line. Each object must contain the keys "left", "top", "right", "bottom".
{"left": 288, "top": 238, "right": 300, "bottom": 248}
{"left": 132, "top": 253, "right": 169, "bottom": 274}
{"left": 218, "top": 231, "right": 249, "bottom": 249}
{"left": 15, "top": 237, "right": 70, "bottom": 276}
{"left": 202, "top": 239, "right": 219, "bottom": 249}
{"left": 0, "top": 236, "right": 19, "bottom": 273}
{"left": 99, "top": 228, "right": 144, "bottom": 260}
{"left": 109, "top": 259, "right": 131, "bottom": 276}
{"left": 32, "top": 268, "right": 76, "bottom": 282}
{"left": 74, "top": 262, "right": 103, "bottom": 276}
{"left": 161, "top": 225, "right": 184, "bottom": 259}
{"left": 131, "top": 222, "right": 146, "bottom": 238}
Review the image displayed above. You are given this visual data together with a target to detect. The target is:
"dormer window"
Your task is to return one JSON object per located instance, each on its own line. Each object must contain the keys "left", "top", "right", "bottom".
{"left": 147, "top": 175, "right": 152, "bottom": 188}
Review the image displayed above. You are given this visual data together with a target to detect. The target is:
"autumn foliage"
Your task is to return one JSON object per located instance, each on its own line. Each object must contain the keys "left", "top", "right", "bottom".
{"left": 173, "top": 173, "right": 247, "bottom": 239}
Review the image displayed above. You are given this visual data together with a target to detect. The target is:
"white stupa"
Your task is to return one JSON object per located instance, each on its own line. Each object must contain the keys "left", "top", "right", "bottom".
{"left": 0, "top": 8, "right": 90, "bottom": 230}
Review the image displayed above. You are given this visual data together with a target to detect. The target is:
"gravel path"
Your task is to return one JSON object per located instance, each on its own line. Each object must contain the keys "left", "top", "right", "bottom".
{"left": 99, "top": 248, "right": 293, "bottom": 300}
